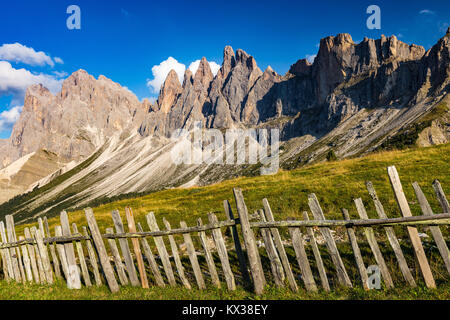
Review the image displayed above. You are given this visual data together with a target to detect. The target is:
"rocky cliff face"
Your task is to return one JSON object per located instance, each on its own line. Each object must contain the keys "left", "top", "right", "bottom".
{"left": 0, "top": 70, "right": 147, "bottom": 169}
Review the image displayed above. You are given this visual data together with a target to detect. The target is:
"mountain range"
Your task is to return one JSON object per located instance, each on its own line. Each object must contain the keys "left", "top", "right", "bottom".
{"left": 0, "top": 29, "right": 449, "bottom": 222}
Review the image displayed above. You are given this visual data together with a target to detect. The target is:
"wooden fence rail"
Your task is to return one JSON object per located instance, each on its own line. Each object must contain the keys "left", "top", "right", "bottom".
{"left": 0, "top": 165, "right": 448, "bottom": 295}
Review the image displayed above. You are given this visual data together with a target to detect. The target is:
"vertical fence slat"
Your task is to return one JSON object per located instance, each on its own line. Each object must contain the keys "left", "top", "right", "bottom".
{"left": 308, "top": 193, "right": 352, "bottom": 288}
{"left": 44, "top": 217, "right": 62, "bottom": 279}
{"left": 433, "top": 179, "right": 450, "bottom": 213}
{"left": 60, "top": 211, "right": 81, "bottom": 289}
{"left": 341, "top": 209, "right": 369, "bottom": 290}
{"left": 234, "top": 188, "right": 266, "bottom": 294}
{"left": 180, "top": 220, "right": 206, "bottom": 290}
{"left": 32, "top": 227, "right": 46, "bottom": 283}
{"left": 0, "top": 222, "right": 15, "bottom": 282}
{"left": 146, "top": 212, "right": 177, "bottom": 286}
{"left": 223, "top": 200, "right": 251, "bottom": 285}
{"left": 6, "top": 215, "right": 23, "bottom": 283}
{"left": 54, "top": 226, "right": 69, "bottom": 281}
{"left": 208, "top": 213, "right": 236, "bottom": 290}
{"left": 302, "top": 212, "right": 330, "bottom": 291}
{"left": 287, "top": 219, "right": 318, "bottom": 292}
{"left": 24, "top": 228, "right": 39, "bottom": 284}
{"left": 106, "top": 228, "right": 129, "bottom": 286}
{"left": 111, "top": 210, "right": 140, "bottom": 287}
{"left": 263, "top": 199, "right": 299, "bottom": 292}
{"left": 72, "top": 223, "right": 92, "bottom": 287}
{"left": 18, "top": 236, "right": 33, "bottom": 282}
{"left": 354, "top": 198, "right": 394, "bottom": 289}
{"left": 258, "top": 209, "right": 285, "bottom": 288}
{"left": 137, "top": 223, "right": 166, "bottom": 288}
{"left": 366, "top": 181, "right": 416, "bottom": 287}
{"left": 387, "top": 166, "right": 436, "bottom": 289}
{"left": 197, "top": 218, "right": 220, "bottom": 288}
{"left": 34, "top": 229, "right": 53, "bottom": 284}
{"left": 413, "top": 182, "right": 450, "bottom": 275}
{"left": 85, "top": 208, "right": 120, "bottom": 293}
{"left": 82, "top": 226, "right": 102, "bottom": 286}
{"left": 125, "top": 207, "right": 149, "bottom": 289}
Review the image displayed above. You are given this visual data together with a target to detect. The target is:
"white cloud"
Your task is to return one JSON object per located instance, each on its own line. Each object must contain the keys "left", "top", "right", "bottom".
{"left": 188, "top": 60, "right": 220, "bottom": 76}
{"left": 147, "top": 57, "right": 186, "bottom": 93}
{"left": 0, "top": 61, "right": 64, "bottom": 96}
{"left": 419, "top": 9, "right": 435, "bottom": 15}
{"left": 54, "top": 57, "right": 64, "bottom": 64}
{"left": 306, "top": 54, "right": 317, "bottom": 64}
{"left": 0, "top": 105, "right": 22, "bottom": 131}
{"left": 0, "top": 43, "right": 56, "bottom": 67}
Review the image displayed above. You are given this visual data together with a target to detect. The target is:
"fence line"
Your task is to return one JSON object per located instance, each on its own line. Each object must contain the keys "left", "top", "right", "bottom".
{"left": 0, "top": 165, "right": 448, "bottom": 295}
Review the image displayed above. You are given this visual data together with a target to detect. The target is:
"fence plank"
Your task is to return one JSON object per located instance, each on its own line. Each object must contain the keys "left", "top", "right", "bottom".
{"left": 18, "top": 236, "right": 33, "bottom": 282}
{"left": 106, "top": 228, "right": 129, "bottom": 286}
{"left": 258, "top": 209, "right": 285, "bottom": 288}
{"left": 413, "top": 182, "right": 450, "bottom": 275}
{"left": 146, "top": 212, "right": 176, "bottom": 286}
{"left": 85, "top": 208, "right": 120, "bottom": 293}
{"left": 387, "top": 166, "right": 436, "bottom": 289}
{"left": 111, "top": 210, "right": 140, "bottom": 287}
{"left": 6, "top": 215, "right": 24, "bottom": 282}
{"left": 0, "top": 222, "right": 15, "bottom": 281}
{"left": 137, "top": 223, "right": 166, "bottom": 288}
{"left": 208, "top": 213, "right": 236, "bottom": 290}
{"left": 234, "top": 188, "right": 266, "bottom": 294}
{"left": 60, "top": 211, "right": 81, "bottom": 289}
{"left": 197, "top": 218, "right": 219, "bottom": 288}
{"left": 54, "top": 226, "right": 70, "bottom": 281}
{"left": 287, "top": 220, "right": 317, "bottom": 292}
{"left": 72, "top": 223, "right": 92, "bottom": 287}
{"left": 0, "top": 248, "right": 9, "bottom": 282}
{"left": 82, "top": 226, "right": 102, "bottom": 286}
{"left": 366, "top": 181, "right": 416, "bottom": 287}
{"left": 341, "top": 209, "right": 369, "bottom": 290}
{"left": 24, "top": 228, "right": 39, "bottom": 284}
{"left": 180, "top": 220, "right": 206, "bottom": 289}
{"left": 125, "top": 207, "right": 149, "bottom": 289}
{"left": 433, "top": 180, "right": 450, "bottom": 213}
{"left": 30, "top": 227, "right": 45, "bottom": 284}
{"left": 223, "top": 200, "right": 251, "bottom": 285}
{"left": 44, "top": 217, "right": 62, "bottom": 279}
{"left": 354, "top": 198, "right": 394, "bottom": 289}
{"left": 308, "top": 193, "right": 352, "bottom": 288}
{"left": 302, "top": 212, "right": 330, "bottom": 291}
{"left": 33, "top": 229, "right": 53, "bottom": 284}
{"left": 263, "top": 199, "right": 299, "bottom": 292}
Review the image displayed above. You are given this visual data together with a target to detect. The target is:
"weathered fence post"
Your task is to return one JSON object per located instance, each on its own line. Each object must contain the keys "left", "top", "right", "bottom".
{"left": 82, "top": 226, "right": 102, "bottom": 286}
{"left": 60, "top": 211, "right": 81, "bottom": 289}
{"left": 233, "top": 188, "right": 266, "bottom": 294}
{"left": 0, "top": 222, "right": 15, "bottom": 282}
{"left": 308, "top": 194, "right": 352, "bottom": 288}
{"left": 31, "top": 227, "right": 46, "bottom": 283}
{"left": 208, "top": 213, "right": 236, "bottom": 290}
{"left": 197, "top": 218, "right": 220, "bottom": 289}
{"left": 412, "top": 182, "right": 450, "bottom": 275}
{"left": 34, "top": 229, "right": 53, "bottom": 284}
{"left": 180, "top": 220, "right": 206, "bottom": 290}
{"left": 6, "top": 216, "right": 24, "bottom": 282}
{"left": 125, "top": 207, "right": 149, "bottom": 289}
{"left": 18, "top": 236, "right": 33, "bottom": 282}
{"left": 341, "top": 209, "right": 369, "bottom": 290}
{"left": 110, "top": 210, "right": 139, "bottom": 287}
{"left": 85, "top": 208, "right": 120, "bottom": 293}
{"left": 146, "top": 212, "right": 176, "bottom": 286}
{"left": 387, "top": 166, "right": 436, "bottom": 289}
{"left": 433, "top": 180, "right": 449, "bottom": 213}
{"left": 223, "top": 200, "right": 251, "bottom": 285}
{"left": 366, "top": 181, "right": 416, "bottom": 287}
{"left": 72, "top": 223, "right": 92, "bottom": 287}
{"left": 44, "top": 217, "right": 62, "bottom": 279}
{"left": 105, "top": 228, "right": 129, "bottom": 286}
{"left": 354, "top": 198, "right": 394, "bottom": 289}
{"left": 54, "top": 226, "right": 69, "bottom": 281}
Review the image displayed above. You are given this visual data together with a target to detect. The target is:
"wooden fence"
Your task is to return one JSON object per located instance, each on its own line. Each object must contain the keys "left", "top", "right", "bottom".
{"left": 0, "top": 165, "right": 449, "bottom": 295}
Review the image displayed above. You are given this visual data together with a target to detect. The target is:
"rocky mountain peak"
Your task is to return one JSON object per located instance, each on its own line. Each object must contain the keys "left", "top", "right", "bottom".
{"left": 219, "top": 45, "right": 236, "bottom": 79}
{"left": 288, "top": 59, "right": 312, "bottom": 76}
{"left": 158, "top": 69, "right": 182, "bottom": 113}
{"left": 193, "top": 57, "right": 214, "bottom": 90}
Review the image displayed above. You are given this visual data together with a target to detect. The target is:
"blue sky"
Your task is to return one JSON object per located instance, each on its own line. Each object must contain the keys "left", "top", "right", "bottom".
{"left": 0, "top": 0, "right": 449, "bottom": 138}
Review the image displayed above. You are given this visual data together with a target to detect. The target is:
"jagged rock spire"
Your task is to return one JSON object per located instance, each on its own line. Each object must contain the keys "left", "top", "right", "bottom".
{"left": 158, "top": 69, "right": 182, "bottom": 113}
